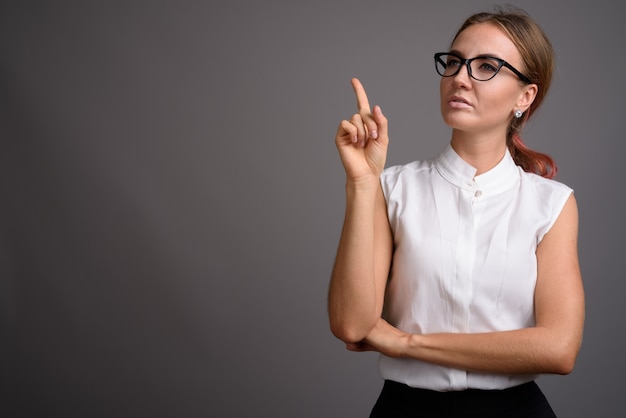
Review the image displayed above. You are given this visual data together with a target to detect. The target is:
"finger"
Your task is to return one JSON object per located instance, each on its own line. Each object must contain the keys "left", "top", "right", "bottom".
{"left": 338, "top": 119, "right": 358, "bottom": 144}
{"left": 350, "top": 113, "right": 367, "bottom": 145}
{"left": 351, "top": 78, "right": 379, "bottom": 140}
{"left": 372, "top": 105, "right": 388, "bottom": 143}
{"left": 346, "top": 342, "right": 363, "bottom": 352}
{"left": 346, "top": 342, "right": 373, "bottom": 352}
{"left": 357, "top": 110, "right": 378, "bottom": 142}
{"left": 351, "top": 78, "right": 371, "bottom": 113}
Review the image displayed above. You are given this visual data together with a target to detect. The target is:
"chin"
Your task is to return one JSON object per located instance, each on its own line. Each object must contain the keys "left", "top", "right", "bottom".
{"left": 441, "top": 113, "right": 474, "bottom": 130}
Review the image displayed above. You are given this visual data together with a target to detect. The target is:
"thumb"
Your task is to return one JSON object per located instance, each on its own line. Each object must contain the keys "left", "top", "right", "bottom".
{"left": 372, "top": 105, "right": 388, "bottom": 144}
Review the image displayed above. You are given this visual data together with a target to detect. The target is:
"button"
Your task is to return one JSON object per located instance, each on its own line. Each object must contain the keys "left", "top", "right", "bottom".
{"left": 474, "top": 190, "right": 482, "bottom": 198}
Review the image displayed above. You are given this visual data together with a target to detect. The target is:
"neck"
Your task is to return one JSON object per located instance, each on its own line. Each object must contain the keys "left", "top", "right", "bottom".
{"left": 450, "top": 129, "right": 508, "bottom": 176}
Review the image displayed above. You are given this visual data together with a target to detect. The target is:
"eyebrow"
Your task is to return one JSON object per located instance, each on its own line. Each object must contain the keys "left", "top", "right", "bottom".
{"left": 448, "top": 49, "right": 504, "bottom": 59}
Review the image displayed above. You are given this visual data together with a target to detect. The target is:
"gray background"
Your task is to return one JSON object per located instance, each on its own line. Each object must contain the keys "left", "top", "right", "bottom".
{"left": 1, "top": 0, "right": 623, "bottom": 417}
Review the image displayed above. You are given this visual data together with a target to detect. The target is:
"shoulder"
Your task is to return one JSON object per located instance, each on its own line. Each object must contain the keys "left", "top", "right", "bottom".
{"left": 519, "top": 168, "right": 573, "bottom": 206}
{"left": 381, "top": 159, "right": 436, "bottom": 184}
{"left": 518, "top": 169, "right": 573, "bottom": 209}
{"left": 518, "top": 170, "right": 575, "bottom": 242}
{"left": 519, "top": 169, "right": 573, "bottom": 195}
{"left": 380, "top": 159, "right": 436, "bottom": 200}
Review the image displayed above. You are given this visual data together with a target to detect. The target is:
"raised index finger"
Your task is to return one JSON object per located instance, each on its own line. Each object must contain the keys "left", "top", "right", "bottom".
{"left": 351, "top": 78, "right": 371, "bottom": 112}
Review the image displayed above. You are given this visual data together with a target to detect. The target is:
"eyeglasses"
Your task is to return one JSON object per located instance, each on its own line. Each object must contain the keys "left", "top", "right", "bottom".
{"left": 434, "top": 52, "right": 531, "bottom": 83}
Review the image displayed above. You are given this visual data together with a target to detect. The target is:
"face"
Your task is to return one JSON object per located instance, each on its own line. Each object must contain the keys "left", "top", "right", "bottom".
{"left": 439, "top": 23, "right": 536, "bottom": 137}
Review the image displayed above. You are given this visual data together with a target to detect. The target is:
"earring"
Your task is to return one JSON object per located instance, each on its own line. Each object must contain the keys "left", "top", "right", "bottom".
{"left": 514, "top": 110, "right": 523, "bottom": 118}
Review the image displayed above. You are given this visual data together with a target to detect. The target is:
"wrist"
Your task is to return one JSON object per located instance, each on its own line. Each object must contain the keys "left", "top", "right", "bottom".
{"left": 345, "top": 175, "right": 380, "bottom": 193}
{"left": 403, "top": 333, "right": 423, "bottom": 358}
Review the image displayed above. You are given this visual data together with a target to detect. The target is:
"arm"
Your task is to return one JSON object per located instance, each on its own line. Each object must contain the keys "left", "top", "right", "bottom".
{"left": 329, "top": 182, "right": 393, "bottom": 343}
{"left": 349, "top": 194, "right": 584, "bottom": 375}
{"left": 328, "top": 79, "right": 394, "bottom": 344}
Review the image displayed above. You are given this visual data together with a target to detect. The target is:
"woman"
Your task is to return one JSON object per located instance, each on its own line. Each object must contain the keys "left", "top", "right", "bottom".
{"left": 328, "top": 8, "right": 584, "bottom": 417}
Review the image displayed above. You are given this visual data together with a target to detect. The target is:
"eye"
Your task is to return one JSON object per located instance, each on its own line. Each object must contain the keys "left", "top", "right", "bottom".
{"left": 478, "top": 62, "right": 498, "bottom": 73}
{"left": 471, "top": 57, "right": 502, "bottom": 78}
{"left": 446, "top": 57, "right": 461, "bottom": 67}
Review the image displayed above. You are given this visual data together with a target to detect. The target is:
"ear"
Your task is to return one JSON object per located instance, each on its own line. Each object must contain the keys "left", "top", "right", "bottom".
{"left": 516, "top": 83, "right": 538, "bottom": 113}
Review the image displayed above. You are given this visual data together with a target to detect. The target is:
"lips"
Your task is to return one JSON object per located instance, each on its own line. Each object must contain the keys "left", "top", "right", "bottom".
{"left": 449, "top": 95, "right": 472, "bottom": 108}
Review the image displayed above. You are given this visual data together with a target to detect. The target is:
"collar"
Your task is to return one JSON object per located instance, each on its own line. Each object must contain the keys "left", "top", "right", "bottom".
{"left": 435, "top": 144, "right": 519, "bottom": 196}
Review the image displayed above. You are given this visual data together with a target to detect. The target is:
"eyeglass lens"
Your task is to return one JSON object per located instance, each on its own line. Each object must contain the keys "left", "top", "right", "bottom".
{"left": 436, "top": 54, "right": 503, "bottom": 81}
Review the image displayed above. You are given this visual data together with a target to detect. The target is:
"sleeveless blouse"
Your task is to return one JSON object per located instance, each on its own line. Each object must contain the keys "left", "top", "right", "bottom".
{"left": 379, "top": 144, "right": 573, "bottom": 391}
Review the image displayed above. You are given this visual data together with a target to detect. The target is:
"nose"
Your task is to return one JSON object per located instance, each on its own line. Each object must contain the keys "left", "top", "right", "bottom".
{"left": 452, "top": 62, "right": 472, "bottom": 88}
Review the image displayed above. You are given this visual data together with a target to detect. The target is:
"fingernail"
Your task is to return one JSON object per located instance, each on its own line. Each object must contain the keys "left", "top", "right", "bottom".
{"left": 352, "top": 135, "right": 358, "bottom": 143}
{"left": 370, "top": 130, "right": 378, "bottom": 140}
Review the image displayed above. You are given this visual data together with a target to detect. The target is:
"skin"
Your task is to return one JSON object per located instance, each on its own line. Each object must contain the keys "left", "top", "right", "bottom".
{"left": 442, "top": 23, "right": 538, "bottom": 175}
{"left": 328, "top": 23, "right": 585, "bottom": 375}
{"left": 328, "top": 78, "right": 393, "bottom": 344}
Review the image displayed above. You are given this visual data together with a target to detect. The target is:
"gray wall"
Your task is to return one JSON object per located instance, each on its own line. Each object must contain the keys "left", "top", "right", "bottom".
{"left": 1, "top": 1, "right": 623, "bottom": 416}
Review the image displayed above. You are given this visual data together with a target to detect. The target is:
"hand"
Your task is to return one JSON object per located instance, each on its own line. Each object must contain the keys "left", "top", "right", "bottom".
{"left": 335, "top": 78, "right": 389, "bottom": 182}
{"left": 345, "top": 318, "right": 410, "bottom": 358}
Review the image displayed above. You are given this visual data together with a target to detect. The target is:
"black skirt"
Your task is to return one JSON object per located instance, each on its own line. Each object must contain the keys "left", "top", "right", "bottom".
{"left": 370, "top": 380, "right": 556, "bottom": 417}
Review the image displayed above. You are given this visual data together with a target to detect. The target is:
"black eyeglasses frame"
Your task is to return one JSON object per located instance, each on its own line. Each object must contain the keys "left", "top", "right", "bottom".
{"left": 434, "top": 52, "right": 531, "bottom": 84}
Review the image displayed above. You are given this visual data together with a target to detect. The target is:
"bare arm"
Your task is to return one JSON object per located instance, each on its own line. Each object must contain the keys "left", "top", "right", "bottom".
{"left": 349, "top": 194, "right": 584, "bottom": 375}
{"left": 328, "top": 79, "right": 394, "bottom": 344}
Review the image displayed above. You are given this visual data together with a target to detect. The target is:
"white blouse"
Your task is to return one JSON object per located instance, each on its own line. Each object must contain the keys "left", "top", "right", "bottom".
{"left": 379, "top": 144, "right": 572, "bottom": 391}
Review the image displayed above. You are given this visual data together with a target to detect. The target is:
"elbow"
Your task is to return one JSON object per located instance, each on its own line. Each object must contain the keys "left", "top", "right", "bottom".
{"left": 547, "top": 340, "right": 581, "bottom": 375}
{"left": 329, "top": 319, "right": 373, "bottom": 345}
{"left": 330, "top": 323, "right": 365, "bottom": 345}
{"left": 551, "top": 349, "right": 578, "bottom": 375}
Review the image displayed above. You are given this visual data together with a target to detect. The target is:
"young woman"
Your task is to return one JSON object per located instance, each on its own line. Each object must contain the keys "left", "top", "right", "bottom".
{"left": 328, "top": 8, "right": 584, "bottom": 417}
